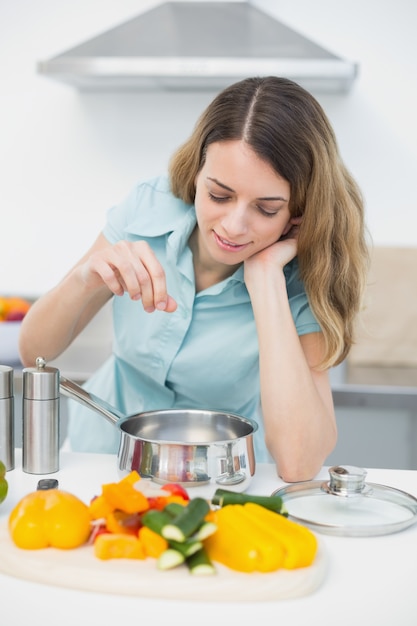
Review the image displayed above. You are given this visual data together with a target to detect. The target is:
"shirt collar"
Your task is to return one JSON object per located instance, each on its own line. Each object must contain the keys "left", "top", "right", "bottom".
{"left": 124, "top": 177, "right": 194, "bottom": 238}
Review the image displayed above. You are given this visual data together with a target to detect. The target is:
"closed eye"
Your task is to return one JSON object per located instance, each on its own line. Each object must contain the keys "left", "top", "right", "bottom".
{"left": 257, "top": 206, "right": 279, "bottom": 218}
{"left": 208, "top": 191, "right": 281, "bottom": 217}
{"left": 208, "top": 192, "right": 230, "bottom": 203}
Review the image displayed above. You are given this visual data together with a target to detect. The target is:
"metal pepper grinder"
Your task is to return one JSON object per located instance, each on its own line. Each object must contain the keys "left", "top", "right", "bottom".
{"left": 0, "top": 365, "right": 14, "bottom": 471}
{"left": 22, "top": 356, "right": 60, "bottom": 474}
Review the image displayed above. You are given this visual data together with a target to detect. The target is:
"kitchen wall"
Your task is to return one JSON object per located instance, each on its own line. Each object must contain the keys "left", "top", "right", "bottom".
{"left": 1, "top": 0, "right": 417, "bottom": 298}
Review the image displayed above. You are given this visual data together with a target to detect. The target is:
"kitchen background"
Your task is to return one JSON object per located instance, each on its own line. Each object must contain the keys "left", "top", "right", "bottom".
{"left": 1, "top": 0, "right": 416, "bottom": 469}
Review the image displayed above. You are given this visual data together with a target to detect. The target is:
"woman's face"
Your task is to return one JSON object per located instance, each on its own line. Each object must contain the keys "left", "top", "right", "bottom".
{"left": 194, "top": 140, "right": 292, "bottom": 268}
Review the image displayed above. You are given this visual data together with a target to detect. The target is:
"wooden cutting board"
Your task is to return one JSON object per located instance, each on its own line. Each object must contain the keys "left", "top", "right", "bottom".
{"left": 0, "top": 519, "right": 327, "bottom": 602}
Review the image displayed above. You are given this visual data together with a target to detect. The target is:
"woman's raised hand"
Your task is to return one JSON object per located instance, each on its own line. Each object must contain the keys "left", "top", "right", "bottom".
{"left": 80, "top": 240, "right": 177, "bottom": 313}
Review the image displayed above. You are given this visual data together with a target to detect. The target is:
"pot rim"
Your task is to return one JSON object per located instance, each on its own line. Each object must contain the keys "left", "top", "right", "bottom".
{"left": 118, "top": 408, "right": 259, "bottom": 445}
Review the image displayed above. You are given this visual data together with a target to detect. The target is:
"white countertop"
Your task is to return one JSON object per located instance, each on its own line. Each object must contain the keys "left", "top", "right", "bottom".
{"left": 2, "top": 451, "right": 417, "bottom": 626}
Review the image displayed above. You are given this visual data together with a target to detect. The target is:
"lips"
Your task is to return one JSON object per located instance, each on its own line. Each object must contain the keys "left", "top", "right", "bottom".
{"left": 213, "top": 231, "right": 249, "bottom": 252}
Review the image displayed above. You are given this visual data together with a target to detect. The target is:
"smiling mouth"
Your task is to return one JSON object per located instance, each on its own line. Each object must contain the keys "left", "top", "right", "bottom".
{"left": 213, "top": 231, "right": 249, "bottom": 252}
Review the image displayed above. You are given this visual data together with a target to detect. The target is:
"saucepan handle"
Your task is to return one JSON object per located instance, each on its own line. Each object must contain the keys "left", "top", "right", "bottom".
{"left": 59, "top": 376, "right": 124, "bottom": 426}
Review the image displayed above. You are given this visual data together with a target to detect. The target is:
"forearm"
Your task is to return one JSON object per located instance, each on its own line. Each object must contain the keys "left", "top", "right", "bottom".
{"left": 249, "top": 272, "right": 336, "bottom": 482}
{"left": 19, "top": 267, "right": 111, "bottom": 367}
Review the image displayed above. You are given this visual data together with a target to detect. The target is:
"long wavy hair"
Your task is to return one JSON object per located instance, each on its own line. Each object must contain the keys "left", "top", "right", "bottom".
{"left": 169, "top": 76, "right": 369, "bottom": 368}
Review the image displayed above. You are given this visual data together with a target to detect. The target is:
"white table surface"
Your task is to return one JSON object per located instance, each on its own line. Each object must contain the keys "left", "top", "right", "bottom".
{"left": 1, "top": 450, "right": 417, "bottom": 626}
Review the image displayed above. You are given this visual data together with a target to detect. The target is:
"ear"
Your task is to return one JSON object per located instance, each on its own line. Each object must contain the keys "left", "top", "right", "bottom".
{"left": 282, "top": 216, "right": 302, "bottom": 235}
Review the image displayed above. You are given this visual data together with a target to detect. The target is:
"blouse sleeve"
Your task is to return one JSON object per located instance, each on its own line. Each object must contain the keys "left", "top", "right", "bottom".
{"left": 284, "top": 259, "right": 322, "bottom": 336}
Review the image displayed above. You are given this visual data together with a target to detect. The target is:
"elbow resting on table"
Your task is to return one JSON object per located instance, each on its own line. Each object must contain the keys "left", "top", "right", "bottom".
{"left": 270, "top": 433, "right": 338, "bottom": 483}
{"left": 276, "top": 460, "right": 323, "bottom": 484}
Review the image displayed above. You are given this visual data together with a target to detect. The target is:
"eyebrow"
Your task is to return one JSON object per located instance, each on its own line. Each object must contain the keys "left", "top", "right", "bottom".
{"left": 207, "top": 177, "right": 288, "bottom": 202}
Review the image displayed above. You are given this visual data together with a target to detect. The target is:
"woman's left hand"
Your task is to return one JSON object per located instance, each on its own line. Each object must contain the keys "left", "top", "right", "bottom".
{"left": 244, "top": 217, "right": 301, "bottom": 279}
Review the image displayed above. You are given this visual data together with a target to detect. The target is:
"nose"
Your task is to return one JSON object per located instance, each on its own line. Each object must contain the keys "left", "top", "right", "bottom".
{"left": 220, "top": 203, "right": 248, "bottom": 238}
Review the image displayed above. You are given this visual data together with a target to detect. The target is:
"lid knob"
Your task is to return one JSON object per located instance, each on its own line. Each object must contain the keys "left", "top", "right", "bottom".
{"left": 322, "top": 465, "right": 372, "bottom": 497}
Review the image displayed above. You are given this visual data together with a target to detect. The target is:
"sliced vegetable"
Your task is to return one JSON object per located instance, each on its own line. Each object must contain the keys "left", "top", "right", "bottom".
{"left": 211, "top": 489, "right": 286, "bottom": 514}
{"left": 241, "top": 502, "right": 318, "bottom": 569}
{"left": 161, "top": 483, "right": 190, "bottom": 501}
{"left": 163, "top": 501, "right": 187, "bottom": 517}
{"left": 94, "top": 533, "right": 146, "bottom": 560}
{"left": 147, "top": 495, "right": 188, "bottom": 510}
{"left": 89, "top": 471, "right": 149, "bottom": 518}
{"left": 138, "top": 526, "right": 168, "bottom": 558}
{"left": 141, "top": 508, "right": 172, "bottom": 535}
{"left": 141, "top": 506, "right": 204, "bottom": 556}
{"left": 204, "top": 502, "right": 317, "bottom": 573}
{"left": 102, "top": 479, "right": 149, "bottom": 514}
{"left": 157, "top": 548, "right": 185, "bottom": 570}
{"left": 186, "top": 547, "right": 216, "bottom": 576}
{"left": 193, "top": 520, "right": 217, "bottom": 541}
{"left": 161, "top": 497, "right": 210, "bottom": 542}
{"left": 169, "top": 538, "right": 203, "bottom": 558}
{"left": 105, "top": 510, "right": 142, "bottom": 535}
{"left": 120, "top": 470, "right": 142, "bottom": 486}
{"left": 204, "top": 504, "right": 285, "bottom": 573}
{"left": 88, "top": 494, "right": 114, "bottom": 520}
{"left": 88, "top": 522, "right": 110, "bottom": 544}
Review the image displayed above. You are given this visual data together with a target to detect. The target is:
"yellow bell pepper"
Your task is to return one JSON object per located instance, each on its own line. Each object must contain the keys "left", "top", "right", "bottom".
{"left": 239, "top": 502, "right": 318, "bottom": 569}
{"left": 204, "top": 504, "right": 285, "bottom": 573}
{"left": 204, "top": 503, "right": 317, "bottom": 573}
{"left": 8, "top": 489, "right": 91, "bottom": 550}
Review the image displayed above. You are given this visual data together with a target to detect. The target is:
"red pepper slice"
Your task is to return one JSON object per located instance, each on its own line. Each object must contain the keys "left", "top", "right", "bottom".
{"left": 161, "top": 483, "right": 190, "bottom": 501}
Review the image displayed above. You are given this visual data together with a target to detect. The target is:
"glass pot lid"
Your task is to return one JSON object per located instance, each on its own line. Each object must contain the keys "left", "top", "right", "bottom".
{"left": 272, "top": 465, "right": 417, "bottom": 537}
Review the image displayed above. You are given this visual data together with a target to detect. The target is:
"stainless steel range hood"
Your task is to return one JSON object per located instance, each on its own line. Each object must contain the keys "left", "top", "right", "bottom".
{"left": 37, "top": 1, "right": 358, "bottom": 93}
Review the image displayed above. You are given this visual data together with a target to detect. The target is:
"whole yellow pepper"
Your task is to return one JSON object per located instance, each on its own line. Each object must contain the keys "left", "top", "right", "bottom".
{"left": 9, "top": 489, "right": 92, "bottom": 550}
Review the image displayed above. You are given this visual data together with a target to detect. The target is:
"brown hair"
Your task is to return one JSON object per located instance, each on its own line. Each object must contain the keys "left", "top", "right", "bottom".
{"left": 169, "top": 76, "right": 369, "bottom": 367}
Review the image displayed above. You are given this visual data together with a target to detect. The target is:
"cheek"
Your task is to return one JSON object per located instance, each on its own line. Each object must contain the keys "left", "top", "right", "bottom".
{"left": 255, "top": 219, "right": 288, "bottom": 244}
{"left": 195, "top": 195, "right": 221, "bottom": 225}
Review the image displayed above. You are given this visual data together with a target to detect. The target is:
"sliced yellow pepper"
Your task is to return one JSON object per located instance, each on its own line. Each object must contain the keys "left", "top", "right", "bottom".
{"left": 239, "top": 503, "right": 318, "bottom": 569}
{"left": 204, "top": 502, "right": 317, "bottom": 573}
{"left": 204, "top": 504, "right": 285, "bottom": 573}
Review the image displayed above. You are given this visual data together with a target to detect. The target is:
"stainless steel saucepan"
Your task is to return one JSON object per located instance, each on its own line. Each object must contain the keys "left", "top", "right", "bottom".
{"left": 59, "top": 377, "right": 257, "bottom": 490}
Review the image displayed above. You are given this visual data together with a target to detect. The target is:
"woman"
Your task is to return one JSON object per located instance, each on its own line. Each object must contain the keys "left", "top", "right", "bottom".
{"left": 19, "top": 77, "right": 369, "bottom": 482}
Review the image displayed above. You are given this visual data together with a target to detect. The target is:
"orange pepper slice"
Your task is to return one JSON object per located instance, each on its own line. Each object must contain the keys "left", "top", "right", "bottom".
{"left": 101, "top": 480, "right": 150, "bottom": 514}
{"left": 94, "top": 533, "right": 146, "bottom": 560}
{"left": 139, "top": 526, "right": 168, "bottom": 558}
{"left": 88, "top": 494, "right": 114, "bottom": 520}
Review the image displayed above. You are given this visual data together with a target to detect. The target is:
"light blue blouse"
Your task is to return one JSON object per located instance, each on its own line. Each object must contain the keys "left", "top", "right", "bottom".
{"left": 67, "top": 176, "right": 321, "bottom": 462}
